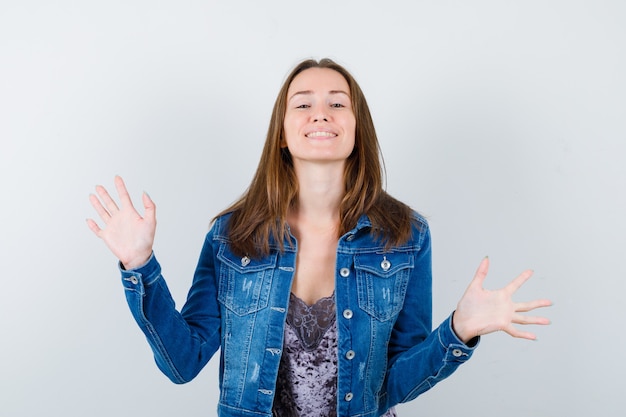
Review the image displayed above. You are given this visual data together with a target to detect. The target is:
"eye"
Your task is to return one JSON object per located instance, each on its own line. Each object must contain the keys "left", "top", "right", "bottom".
{"left": 296, "top": 104, "right": 310, "bottom": 109}
{"left": 330, "top": 103, "right": 346, "bottom": 108}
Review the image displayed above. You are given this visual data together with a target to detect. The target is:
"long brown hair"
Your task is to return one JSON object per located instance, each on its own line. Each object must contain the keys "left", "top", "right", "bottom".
{"left": 217, "top": 58, "right": 413, "bottom": 257}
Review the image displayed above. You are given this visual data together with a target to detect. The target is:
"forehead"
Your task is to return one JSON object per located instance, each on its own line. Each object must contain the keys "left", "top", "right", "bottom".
{"left": 287, "top": 67, "right": 350, "bottom": 96}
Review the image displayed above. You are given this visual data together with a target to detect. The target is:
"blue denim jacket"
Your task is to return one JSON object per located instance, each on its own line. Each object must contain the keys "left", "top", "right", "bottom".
{"left": 120, "top": 212, "right": 478, "bottom": 417}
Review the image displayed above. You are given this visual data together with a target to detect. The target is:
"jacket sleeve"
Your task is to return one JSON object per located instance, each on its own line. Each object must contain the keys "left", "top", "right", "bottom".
{"left": 120, "top": 230, "right": 221, "bottom": 384}
{"left": 382, "top": 219, "right": 479, "bottom": 408}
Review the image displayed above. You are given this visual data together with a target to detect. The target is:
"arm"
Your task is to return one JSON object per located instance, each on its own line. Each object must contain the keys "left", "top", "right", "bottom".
{"left": 121, "top": 236, "right": 221, "bottom": 383}
{"left": 87, "top": 176, "right": 221, "bottom": 383}
{"left": 384, "top": 224, "right": 477, "bottom": 405}
{"left": 383, "top": 221, "right": 552, "bottom": 407}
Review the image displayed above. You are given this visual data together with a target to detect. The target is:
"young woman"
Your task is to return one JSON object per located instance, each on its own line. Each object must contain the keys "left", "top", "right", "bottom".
{"left": 87, "top": 58, "right": 551, "bottom": 417}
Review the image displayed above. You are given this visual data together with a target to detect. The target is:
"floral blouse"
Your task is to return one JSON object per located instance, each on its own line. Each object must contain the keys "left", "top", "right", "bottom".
{"left": 272, "top": 292, "right": 396, "bottom": 417}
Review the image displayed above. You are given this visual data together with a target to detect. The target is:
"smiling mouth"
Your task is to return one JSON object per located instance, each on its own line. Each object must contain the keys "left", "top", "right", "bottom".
{"left": 306, "top": 131, "right": 337, "bottom": 138}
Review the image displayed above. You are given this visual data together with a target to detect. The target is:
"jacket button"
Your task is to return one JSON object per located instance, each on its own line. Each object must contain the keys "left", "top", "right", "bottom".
{"left": 241, "top": 256, "right": 251, "bottom": 267}
{"left": 380, "top": 256, "right": 391, "bottom": 271}
{"left": 346, "top": 350, "right": 355, "bottom": 360}
{"left": 452, "top": 349, "right": 463, "bottom": 357}
{"left": 342, "top": 309, "right": 353, "bottom": 319}
{"left": 345, "top": 392, "right": 353, "bottom": 401}
{"left": 346, "top": 234, "right": 354, "bottom": 241}
{"left": 130, "top": 276, "right": 139, "bottom": 285}
{"left": 339, "top": 268, "right": 350, "bottom": 277}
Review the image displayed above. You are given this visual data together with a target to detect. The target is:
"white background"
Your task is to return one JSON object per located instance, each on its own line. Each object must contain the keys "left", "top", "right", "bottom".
{"left": 1, "top": 1, "right": 624, "bottom": 416}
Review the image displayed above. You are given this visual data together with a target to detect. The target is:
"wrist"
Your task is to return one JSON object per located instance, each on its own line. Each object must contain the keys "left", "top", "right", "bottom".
{"left": 451, "top": 310, "right": 475, "bottom": 344}
{"left": 120, "top": 251, "right": 152, "bottom": 270}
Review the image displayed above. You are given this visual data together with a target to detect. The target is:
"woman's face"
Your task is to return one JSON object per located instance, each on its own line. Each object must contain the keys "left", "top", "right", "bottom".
{"left": 282, "top": 68, "right": 356, "bottom": 166}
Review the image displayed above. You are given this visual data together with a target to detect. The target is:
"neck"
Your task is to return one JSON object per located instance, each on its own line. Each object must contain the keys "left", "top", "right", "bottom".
{"left": 290, "top": 161, "right": 344, "bottom": 228}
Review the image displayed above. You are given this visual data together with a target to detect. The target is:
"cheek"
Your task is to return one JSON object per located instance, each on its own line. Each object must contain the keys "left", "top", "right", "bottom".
{"left": 281, "top": 126, "right": 297, "bottom": 149}
{"left": 346, "top": 112, "right": 356, "bottom": 129}
{"left": 281, "top": 118, "right": 291, "bottom": 147}
{"left": 282, "top": 114, "right": 306, "bottom": 142}
{"left": 347, "top": 120, "right": 357, "bottom": 151}
{"left": 283, "top": 114, "right": 300, "bottom": 133}
{"left": 347, "top": 117, "right": 357, "bottom": 138}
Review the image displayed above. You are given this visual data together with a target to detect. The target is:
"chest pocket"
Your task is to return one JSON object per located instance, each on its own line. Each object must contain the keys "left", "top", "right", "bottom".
{"left": 217, "top": 245, "right": 277, "bottom": 316}
{"left": 354, "top": 251, "right": 414, "bottom": 322}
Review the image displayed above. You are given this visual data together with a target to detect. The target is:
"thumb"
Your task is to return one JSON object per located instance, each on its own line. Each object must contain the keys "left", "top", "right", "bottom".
{"left": 470, "top": 256, "right": 490, "bottom": 288}
{"left": 142, "top": 192, "right": 156, "bottom": 223}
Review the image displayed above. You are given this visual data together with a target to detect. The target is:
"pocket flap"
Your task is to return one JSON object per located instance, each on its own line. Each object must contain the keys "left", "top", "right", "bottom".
{"left": 354, "top": 251, "right": 413, "bottom": 277}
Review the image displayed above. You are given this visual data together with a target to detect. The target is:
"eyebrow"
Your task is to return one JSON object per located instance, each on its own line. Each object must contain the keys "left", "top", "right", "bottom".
{"left": 288, "top": 90, "right": 350, "bottom": 101}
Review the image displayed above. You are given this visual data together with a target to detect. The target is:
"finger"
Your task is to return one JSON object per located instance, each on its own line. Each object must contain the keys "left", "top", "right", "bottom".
{"left": 504, "top": 325, "right": 538, "bottom": 340}
{"left": 504, "top": 269, "right": 534, "bottom": 295}
{"left": 89, "top": 193, "right": 111, "bottom": 222}
{"left": 470, "top": 256, "right": 490, "bottom": 288}
{"left": 114, "top": 175, "right": 135, "bottom": 211}
{"left": 514, "top": 298, "right": 553, "bottom": 313}
{"left": 512, "top": 313, "right": 551, "bottom": 326}
{"left": 85, "top": 218, "right": 102, "bottom": 236}
{"left": 95, "top": 184, "right": 120, "bottom": 214}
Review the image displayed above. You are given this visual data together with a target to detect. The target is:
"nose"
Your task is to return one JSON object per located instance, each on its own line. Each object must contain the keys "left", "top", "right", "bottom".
{"left": 312, "top": 105, "right": 329, "bottom": 122}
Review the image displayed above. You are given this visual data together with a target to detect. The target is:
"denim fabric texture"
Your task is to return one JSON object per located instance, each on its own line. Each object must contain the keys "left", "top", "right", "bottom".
{"left": 120, "top": 212, "right": 478, "bottom": 417}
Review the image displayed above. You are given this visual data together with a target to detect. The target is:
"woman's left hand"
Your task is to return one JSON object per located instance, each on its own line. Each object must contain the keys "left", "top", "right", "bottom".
{"left": 452, "top": 257, "right": 552, "bottom": 344}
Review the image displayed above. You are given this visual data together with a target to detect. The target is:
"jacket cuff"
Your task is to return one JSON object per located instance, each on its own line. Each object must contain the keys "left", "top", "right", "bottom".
{"left": 437, "top": 314, "right": 480, "bottom": 362}
{"left": 119, "top": 252, "right": 161, "bottom": 289}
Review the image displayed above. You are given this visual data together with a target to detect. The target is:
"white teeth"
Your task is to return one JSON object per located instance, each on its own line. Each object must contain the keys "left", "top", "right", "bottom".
{"left": 306, "top": 131, "right": 336, "bottom": 138}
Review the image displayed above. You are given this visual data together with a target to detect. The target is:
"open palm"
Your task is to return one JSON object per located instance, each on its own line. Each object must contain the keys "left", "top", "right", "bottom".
{"left": 86, "top": 176, "right": 156, "bottom": 270}
{"left": 453, "top": 257, "right": 552, "bottom": 343}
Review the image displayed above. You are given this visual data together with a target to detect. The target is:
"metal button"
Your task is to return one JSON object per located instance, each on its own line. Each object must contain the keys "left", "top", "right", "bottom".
{"left": 343, "top": 309, "right": 353, "bottom": 319}
{"left": 345, "top": 392, "right": 353, "bottom": 401}
{"left": 130, "top": 276, "right": 138, "bottom": 285}
{"left": 452, "top": 348, "right": 463, "bottom": 357}
{"left": 241, "top": 256, "right": 251, "bottom": 267}
{"left": 339, "top": 267, "right": 350, "bottom": 277}
{"left": 346, "top": 350, "right": 355, "bottom": 360}
{"left": 380, "top": 256, "right": 391, "bottom": 271}
{"left": 346, "top": 234, "right": 354, "bottom": 241}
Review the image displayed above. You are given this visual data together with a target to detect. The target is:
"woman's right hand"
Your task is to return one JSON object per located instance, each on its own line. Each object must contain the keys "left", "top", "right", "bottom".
{"left": 86, "top": 175, "right": 156, "bottom": 270}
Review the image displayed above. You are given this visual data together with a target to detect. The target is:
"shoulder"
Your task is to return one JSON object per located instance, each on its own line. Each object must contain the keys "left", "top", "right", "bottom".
{"left": 409, "top": 210, "right": 431, "bottom": 249}
{"left": 209, "top": 211, "right": 234, "bottom": 241}
{"left": 410, "top": 210, "right": 428, "bottom": 229}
